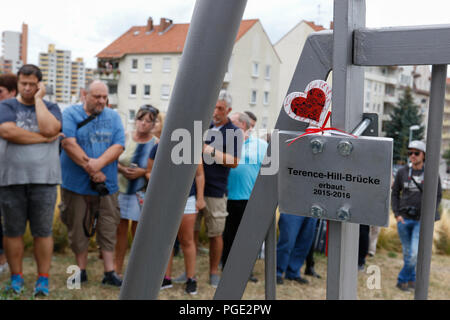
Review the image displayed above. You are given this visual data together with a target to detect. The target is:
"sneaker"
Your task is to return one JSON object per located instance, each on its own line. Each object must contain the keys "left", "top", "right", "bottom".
{"left": 358, "top": 264, "right": 365, "bottom": 272}
{"left": 396, "top": 282, "right": 411, "bottom": 292}
{"left": 173, "top": 272, "right": 187, "bottom": 284}
{"left": 408, "top": 281, "right": 415, "bottom": 290}
{"left": 286, "top": 276, "right": 309, "bottom": 285}
{"left": 276, "top": 276, "right": 284, "bottom": 285}
{"left": 161, "top": 277, "right": 173, "bottom": 290}
{"left": 209, "top": 274, "right": 220, "bottom": 288}
{"left": 304, "top": 268, "right": 321, "bottom": 279}
{"left": 185, "top": 278, "right": 197, "bottom": 295}
{"left": 248, "top": 273, "right": 258, "bottom": 283}
{"left": 33, "top": 276, "right": 49, "bottom": 297}
{"left": 5, "top": 274, "right": 24, "bottom": 294}
{"left": 102, "top": 271, "right": 122, "bottom": 287}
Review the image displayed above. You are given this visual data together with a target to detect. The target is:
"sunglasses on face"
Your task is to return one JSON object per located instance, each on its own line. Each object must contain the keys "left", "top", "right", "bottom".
{"left": 408, "top": 151, "right": 421, "bottom": 156}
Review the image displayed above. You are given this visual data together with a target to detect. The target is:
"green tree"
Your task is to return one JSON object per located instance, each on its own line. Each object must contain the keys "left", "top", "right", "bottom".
{"left": 384, "top": 87, "right": 425, "bottom": 164}
{"left": 443, "top": 147, "right": 450, "bottom": 173}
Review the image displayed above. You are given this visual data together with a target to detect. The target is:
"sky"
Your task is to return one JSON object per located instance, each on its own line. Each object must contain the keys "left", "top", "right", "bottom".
{"left": 1, "top": 0, "right": 450, "bottom": 69}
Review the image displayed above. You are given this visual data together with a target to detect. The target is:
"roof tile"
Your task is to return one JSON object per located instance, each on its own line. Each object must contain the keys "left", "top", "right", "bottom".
{"left": 97, "top": 19, "right": 258, "bottom": 59}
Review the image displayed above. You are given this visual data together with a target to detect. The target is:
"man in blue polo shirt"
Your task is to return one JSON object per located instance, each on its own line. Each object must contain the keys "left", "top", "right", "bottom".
{"left": 194, "top": 90, "right": 242, "bottom": 288}
{"left": 60, "top": 80, "right": 125, "bottom": 287}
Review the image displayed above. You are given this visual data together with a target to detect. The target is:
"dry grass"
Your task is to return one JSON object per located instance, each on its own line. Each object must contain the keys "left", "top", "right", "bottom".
{"left": 3, "top": 189, "right": 449, "bottom": 300}
{"left": 1, "top": 243, "right": 449, "bottom": 300}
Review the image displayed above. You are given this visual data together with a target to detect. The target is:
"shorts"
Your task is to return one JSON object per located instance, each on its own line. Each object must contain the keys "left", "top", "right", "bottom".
{"left": 0, "top": 184, "right": 57, "bottom": 238}
{"left": 59, "top": 188, "right": 120, "bottom": 254}
{"left": 118, "top": 192, "right": 144, "bottom": 222}
{"left": 184, "top": 195, "right": 197, "bottom": 215}
{"left": 194, "top": 195, "right": 228, "bottom": 238}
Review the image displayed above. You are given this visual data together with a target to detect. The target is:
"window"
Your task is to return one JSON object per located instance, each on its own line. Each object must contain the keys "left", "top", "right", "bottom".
{"left": 144, "top": 85, "right": 151, "bottom": 97}
{"left": 144, "top": 58, "right": 152, "bottom": 72}
{"left": 262, "top": 117, "right": 268, "bottom": 129}
{"left": 130, "top": 84, "right": 137, "bottom": 97}
{"left": 161, "top": 85, "right": 170, "bottom": 100}
{"left": 163, "top": 57, "right": 171, "bottom": 73}
{"left": 265, "top": 65, "right": 271, "bottom": 79}
{"left": 250, "top": 90, "right": 257, "bottom": 105}
{"left": 109, "top": 84, "right": 118, "bottom": 94}
{"left": 128, "top": 110, "right": 136, "bottom": 122}
{"left": 252, "top": 62, "right": 259, "bottom": 77}
{"left": 263, "top": 91, "right": 269, "bottom": 105}
{"left": 131, "top": 59, "right": 138, "bottom": 71}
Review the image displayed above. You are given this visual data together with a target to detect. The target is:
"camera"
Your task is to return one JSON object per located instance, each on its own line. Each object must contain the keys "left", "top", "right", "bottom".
{"left": 401, "top": 206, "right": 418, "bottom": 217}
{"left": 90, "top": 180, "right": 109, "bottom": 196}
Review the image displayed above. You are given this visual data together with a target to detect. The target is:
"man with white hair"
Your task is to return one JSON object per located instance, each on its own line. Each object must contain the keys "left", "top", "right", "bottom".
{"left": 193, "top": 90, "right": 242, "bottom": 288}
{"left": 391, "top": 140, "right": 442, "bottom": 292}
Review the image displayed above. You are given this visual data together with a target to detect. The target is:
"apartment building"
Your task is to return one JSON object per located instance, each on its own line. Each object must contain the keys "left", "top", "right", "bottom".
{"left": 96, "top": 17, "right": 280, "bottom": 130}
{"left": 71, "top": 57, "right": 86, "bottom": 101}
{"left": 39, "top": 44, "right": 72, "bottom": 104}
{"left": 0, "top": 23, "right": 28, "bottom": 74}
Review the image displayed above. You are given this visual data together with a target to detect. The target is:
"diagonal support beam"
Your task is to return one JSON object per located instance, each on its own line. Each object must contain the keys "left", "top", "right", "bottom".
{"left": 119, "top": 0, "right": 247, "bottom": 300}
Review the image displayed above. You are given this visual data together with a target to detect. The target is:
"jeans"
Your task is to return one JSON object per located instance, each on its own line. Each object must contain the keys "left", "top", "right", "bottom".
{"left": 397, "top": 218, "right": 420, "bottom": 284}
{"left": 276, "top": 213, "right": 317, "bottom": 279}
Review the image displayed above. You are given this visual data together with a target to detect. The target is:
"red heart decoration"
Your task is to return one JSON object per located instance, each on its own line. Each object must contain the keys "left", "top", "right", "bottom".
{"left": 290, "top": 88, "right": 326, "bottom": 122}
{"left": 283, "top": 80, "right": 332, "bottom": 127}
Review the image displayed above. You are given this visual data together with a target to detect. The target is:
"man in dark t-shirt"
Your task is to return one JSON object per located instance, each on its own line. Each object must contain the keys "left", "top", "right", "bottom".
{"left": 193, "top": 90, "right": 243, "bottom": 288}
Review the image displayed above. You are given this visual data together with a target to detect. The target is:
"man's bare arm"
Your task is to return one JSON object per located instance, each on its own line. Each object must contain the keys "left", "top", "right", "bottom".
{"left": 61, "top": 137, "right": 90, "bottom": 169}
{"left": 84, "top": 144, "right": 124, "bottom": 175}
{"left": 0, "top": 122, "right": 59, "bottom": 144}
{"left": 203, "top": 144, "right": 239, "bottom": 168}
{"left": 34, "top": 83, "right": 61, "bottom": 137}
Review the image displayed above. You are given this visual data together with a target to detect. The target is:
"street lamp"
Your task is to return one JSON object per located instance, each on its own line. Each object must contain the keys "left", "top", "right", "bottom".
{"left": 408, "top": 125, "right": 420, "bottom": 164}
{"left": 409, "top": 125, "right": 420, "bottom": 145}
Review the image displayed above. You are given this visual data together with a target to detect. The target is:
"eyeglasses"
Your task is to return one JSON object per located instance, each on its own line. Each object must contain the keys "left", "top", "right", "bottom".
{"left": 139, "top": 105, "right": 159, "bottom": 116}
{"left": 408, "top": 151, "right": 421, "bottom": 156}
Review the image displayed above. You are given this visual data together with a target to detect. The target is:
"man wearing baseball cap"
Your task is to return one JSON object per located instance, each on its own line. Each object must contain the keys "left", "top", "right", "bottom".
{"left": 391, "top": 140, "right": 442, "bottom": 292}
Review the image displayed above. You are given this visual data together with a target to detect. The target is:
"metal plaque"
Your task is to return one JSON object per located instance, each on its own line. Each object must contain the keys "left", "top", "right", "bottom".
{"left": 278, "top": 131, "right": 393, "bottom": 227}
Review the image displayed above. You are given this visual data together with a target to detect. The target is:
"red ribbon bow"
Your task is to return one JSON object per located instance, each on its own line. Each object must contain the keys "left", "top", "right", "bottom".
{"left": 287, "top": 112, "right": 357, "bottom": 146}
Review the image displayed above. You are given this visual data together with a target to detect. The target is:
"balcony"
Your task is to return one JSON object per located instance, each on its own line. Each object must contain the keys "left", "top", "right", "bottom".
{"left": 94, "top": 68, "right": 121, "bottom": 83}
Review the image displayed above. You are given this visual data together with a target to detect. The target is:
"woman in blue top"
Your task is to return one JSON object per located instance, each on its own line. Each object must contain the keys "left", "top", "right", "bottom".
{"left": 114, "top": 105, "right": 159, "bottom": 276}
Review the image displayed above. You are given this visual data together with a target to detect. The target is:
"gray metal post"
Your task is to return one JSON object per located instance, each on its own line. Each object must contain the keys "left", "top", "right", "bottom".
{"left": 415, "top": 64, "right": 447, "bottom": 300}
{"left": 326, "top": 0, "right": 365, "bottom": 300}
{"left": 119, "top": 0, "right": 247, "bottom": 300}
{"left": 264, "top": 216, "right": 276, "bottom": 300}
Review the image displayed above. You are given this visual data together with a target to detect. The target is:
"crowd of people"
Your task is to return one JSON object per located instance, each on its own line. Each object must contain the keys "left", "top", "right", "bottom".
{"left": 0, "top": 64, "right": 442, "bottom": 298}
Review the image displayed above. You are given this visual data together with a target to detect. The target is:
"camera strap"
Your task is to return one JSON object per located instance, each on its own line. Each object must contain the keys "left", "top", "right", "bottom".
{"left": 83, "top": 195, "right": 100, "bottom": 238}
{"left": 77, "top": 114, "right": 98, "bottom": 129}
{"left": 410, "top": 175, "right": 423, "bottom": 193}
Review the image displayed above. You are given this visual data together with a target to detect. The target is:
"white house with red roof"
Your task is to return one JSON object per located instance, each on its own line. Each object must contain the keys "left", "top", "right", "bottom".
{"left": 96, "top": 17, "right": 281, "bottom": 131}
